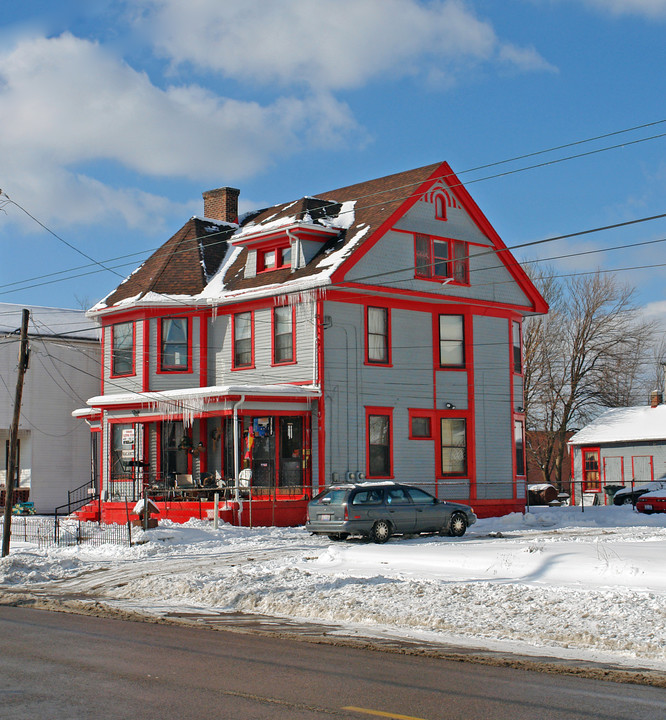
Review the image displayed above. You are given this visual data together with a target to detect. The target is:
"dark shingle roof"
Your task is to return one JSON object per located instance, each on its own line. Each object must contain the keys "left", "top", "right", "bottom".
{"left": 102, "top": 218, "right": 234, "bottom": 306}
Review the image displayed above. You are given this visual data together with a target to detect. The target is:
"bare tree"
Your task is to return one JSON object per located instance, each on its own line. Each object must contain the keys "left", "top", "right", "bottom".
{"left": 524, "top": 268, "right": 657, "bottom": 490}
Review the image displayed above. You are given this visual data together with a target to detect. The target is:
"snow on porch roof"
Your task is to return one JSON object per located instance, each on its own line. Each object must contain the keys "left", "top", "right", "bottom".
{"left": 86, "top": 383, "right": 321, "bottom": 409}
{"left": 568, "top": 404, "right": 666, "bottom": 446}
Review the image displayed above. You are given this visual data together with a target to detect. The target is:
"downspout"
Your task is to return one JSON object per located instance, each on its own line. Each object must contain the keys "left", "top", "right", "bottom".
{"left": 232, "top": 395, "right": 245, "bottom": 503}
{"left": 287, "top": 228, "right": 301, "bottom": 272}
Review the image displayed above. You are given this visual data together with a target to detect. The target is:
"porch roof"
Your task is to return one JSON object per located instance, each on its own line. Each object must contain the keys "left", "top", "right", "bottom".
{"left": 85, "top": 383, "right": 321, "bottom": 410}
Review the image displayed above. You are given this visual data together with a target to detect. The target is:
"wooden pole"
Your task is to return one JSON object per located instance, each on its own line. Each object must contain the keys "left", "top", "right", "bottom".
{"left": 2, "top": 309, "right": 30, "bottom": 557}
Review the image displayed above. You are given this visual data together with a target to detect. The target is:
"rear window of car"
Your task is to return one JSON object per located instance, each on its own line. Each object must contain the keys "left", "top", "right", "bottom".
{"left": 351, "top": 489, "right": 384, "bottom": 505}
{"left": 314, "top": 489, "right": 348, "bottom": 505}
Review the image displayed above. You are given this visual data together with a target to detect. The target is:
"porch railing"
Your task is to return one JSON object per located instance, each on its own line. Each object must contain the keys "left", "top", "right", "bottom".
{"left": 53, "top": 478, "right": 98, "bottom": 520}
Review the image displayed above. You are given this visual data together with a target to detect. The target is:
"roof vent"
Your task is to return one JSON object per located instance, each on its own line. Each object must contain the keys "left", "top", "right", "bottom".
{"left": 202, "top": 187, "right": 240, "bottom": 224}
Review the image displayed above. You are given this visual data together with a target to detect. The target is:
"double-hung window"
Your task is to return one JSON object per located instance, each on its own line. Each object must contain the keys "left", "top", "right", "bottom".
{"left": 367, "top": 409, "right": 392, "bottom": 478}
{"left": 233, "top": 311, "right": 253, "bottom": 368}
{"left": 111, "top": 321, "right": 134, "bottom": 376}
{"left": 160, "top": 318, "right": 188, "bottom": 371}
{"left": 273, "top": 306, "right": 294, "bottom": 364}
{"left": 514, "top": 419, "right": 525, "bottom": 476}
{"left": 366, "top": 307, "right": 389, "bottom": 364}
{"left": 441, "top": 418, "right": 467, "bottom": 476}
{"left": 512, "top": 320, "right": 522, "bottom": 373}
{"left": 415, "top": 234, "right": 468, "bottom": 283}
{"left": 439, "top": 315, "right": 465, "bottom": 367}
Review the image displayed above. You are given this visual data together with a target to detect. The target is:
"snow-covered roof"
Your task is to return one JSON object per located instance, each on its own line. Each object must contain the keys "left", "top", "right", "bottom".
{"left": 0, "top": 302, "right": 99, "bottom": 340}
{"left": 568, "top": 404, "right": 666, "bottom": 445}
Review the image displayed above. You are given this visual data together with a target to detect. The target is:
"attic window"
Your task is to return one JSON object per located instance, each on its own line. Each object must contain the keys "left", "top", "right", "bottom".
{"left": 414, "top": 234, "right": 469, "bottom": 284}
{"left": 435, "top": 194, "right": 447, "bottom": 220}
{"left": 258, "top": 246, "right": 291, "bottom": 272}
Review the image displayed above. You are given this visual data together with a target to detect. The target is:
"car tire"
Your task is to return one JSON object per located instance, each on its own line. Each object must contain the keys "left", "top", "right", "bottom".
{"left": 448, "top": 512, "right": 467, "bottom": 537}
{"left": 371, "top": 520, "right": 392, "bottom": 544}
{"left": 622, "top": 496, "right": 634, "bottom": 505}
{"left": 327, "top": 533, "right": 349, "bottom": 541}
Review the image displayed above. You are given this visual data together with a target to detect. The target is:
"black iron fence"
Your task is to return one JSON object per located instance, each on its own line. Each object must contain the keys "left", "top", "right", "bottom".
{"left": 1, "top": 516, "right": 132, "bottom": 549}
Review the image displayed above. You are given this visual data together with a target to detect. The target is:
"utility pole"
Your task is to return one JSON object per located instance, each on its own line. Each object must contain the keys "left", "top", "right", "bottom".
{"left": 2, "top": 309, "right": 30, "bottom": 557}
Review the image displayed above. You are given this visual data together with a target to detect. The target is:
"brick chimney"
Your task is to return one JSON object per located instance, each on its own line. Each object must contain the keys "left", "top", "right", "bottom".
{"left": 202, "top": 187, "right": 240, "bottom": 224}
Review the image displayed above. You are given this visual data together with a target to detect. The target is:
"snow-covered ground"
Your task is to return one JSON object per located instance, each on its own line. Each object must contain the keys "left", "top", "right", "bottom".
{"left": 2, "top": 505, "right": 666, "bottom": 673}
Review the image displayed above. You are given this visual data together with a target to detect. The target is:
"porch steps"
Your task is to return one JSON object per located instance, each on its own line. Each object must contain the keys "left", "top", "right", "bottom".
{"left": 72, "top": 502, "right": 101, "bottom": 523}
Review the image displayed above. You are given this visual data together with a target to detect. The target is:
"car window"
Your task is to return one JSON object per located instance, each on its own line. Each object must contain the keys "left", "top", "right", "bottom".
{"left": 314, "top": 489, "right": 348, "bottom": 505}
{"left": 406, "top": 488, "right": 435, "bottom": 504}
{"left": 386, "top": 488, "right": 410, "bottom": 504}
{"left": 351, "top": 489, "right": 384, "bottom": 505}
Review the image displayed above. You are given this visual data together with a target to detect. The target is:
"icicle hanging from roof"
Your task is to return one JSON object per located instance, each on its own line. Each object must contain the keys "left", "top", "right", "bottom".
{"left": 151, "top": 395, "right": 206, "bottom": 428}
{"left": 279, "top": 287, "right": 326, "bottom": 309}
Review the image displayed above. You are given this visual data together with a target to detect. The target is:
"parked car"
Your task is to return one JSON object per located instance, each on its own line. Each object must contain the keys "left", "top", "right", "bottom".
{"left": 305, "top": 482, "right": 477, "bottom": 543}
{"left": 612, "top": 477, "right": 666, "bottom": 506}
{"left": 635, "top": 488, "right": 666, "bottom": 515}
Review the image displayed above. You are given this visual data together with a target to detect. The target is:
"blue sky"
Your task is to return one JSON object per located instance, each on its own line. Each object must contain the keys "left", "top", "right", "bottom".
{"left": 1, "top": 0, "right": 665, "bottom": 319}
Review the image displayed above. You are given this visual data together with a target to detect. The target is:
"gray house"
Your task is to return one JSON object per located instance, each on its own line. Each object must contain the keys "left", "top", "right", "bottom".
{"left": 79, "top": 161, "right": 547, "bottom": 525}
{"left": 1, "top": 304, "right": 100, "bottom": 513}
{"left": 568, "top": 396, "right": 666, "bottom": 505}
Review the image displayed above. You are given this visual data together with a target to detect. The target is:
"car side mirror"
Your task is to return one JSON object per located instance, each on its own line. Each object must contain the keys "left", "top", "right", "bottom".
{"left": 432, "top": 498, "right": 438, "bottom": 504}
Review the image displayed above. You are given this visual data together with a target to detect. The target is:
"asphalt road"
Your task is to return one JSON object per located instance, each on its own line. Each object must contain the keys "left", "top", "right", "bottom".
{"left": 0, "top": 606, "right": 665, "bottom": 720}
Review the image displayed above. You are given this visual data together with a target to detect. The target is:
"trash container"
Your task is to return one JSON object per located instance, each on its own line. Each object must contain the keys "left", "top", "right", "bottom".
{"left": 603, "top": 484, "right": 625, "bottom": 503}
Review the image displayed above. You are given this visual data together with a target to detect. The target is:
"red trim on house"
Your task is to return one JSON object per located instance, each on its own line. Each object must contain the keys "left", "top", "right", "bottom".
{"left": 199, "top": 311, "right": 208, "bottom": 386}
{"left": 231, "top": 310, "right": 255, "bottom": 370}
{"left": 100, "top": 324, "right": 106, "bottom": 396}
{"left": 364, "top": 304, "right": 392, "bottom": 367}
{"left": 316, "top": 298, "right": 326, "bottom": 495}
{"left": 271, "top": 305, "right": 297, "bottom": 366}
{"left": 156, "top": 316, "right": 193, "bottom": 374}
{"left": 142, "top": 318, "right": 150, "bottom": 392}
{"left": 258, "top": 245, "right": 291, "bottom": 273}
{"left": 365, "top": 406, "right": 394, "bottom": 480}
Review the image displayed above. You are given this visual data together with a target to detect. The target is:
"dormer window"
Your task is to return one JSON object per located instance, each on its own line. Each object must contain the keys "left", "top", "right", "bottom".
{"left": 258, "top": 245, "right": 291, "bottom": 272}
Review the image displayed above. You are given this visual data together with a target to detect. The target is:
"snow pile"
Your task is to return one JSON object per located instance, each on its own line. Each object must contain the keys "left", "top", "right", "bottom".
{"left": 2, "top": 506, "right": 666, "bottom": 671}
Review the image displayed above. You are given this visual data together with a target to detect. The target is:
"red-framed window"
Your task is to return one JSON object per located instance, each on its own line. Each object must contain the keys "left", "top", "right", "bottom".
{"left": 272, "top": 305, "right": 295, "bottom": 365}
{"left": 233, "top": 311, "right": 254, "bottom": 369}
{"left": 512, "top": 320, "right": 522, "bottom": 374}
{"left": 440, "top": 417, "right": 467, "bottom": 477}
{"left": 366, "top": 306, "right": 390, "bottom": 365}
{"left": 366, "top": 407, "right": 393, "bottom": 479}
{"left": 409, "top": 410, "right": 433, "bottom": 440}
{"left": 582, "top": 448, "right": 601, "bottom": 492}
{"left": 434, "top": 194, "right": 447, "bottom": 221}
{"left": 514, "top": 419, "right": 525, "bottom": 476}
{"left": 414, "top": 233, "right": 468, "bottom": 284}
{"left": 159, "top": 317, "right": 190, "bottom": 372}
{"left": 111, "top": 321, "right": 135, "bottom": 377}
{"left": 258, "top": 245, "right": 291, "bottom": 272}
{"left": 438, "top": 314, "right": 465, "bottom": 368}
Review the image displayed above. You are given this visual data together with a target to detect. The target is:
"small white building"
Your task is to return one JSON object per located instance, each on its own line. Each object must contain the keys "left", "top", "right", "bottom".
{"left": 0, "top": 303, "right": 100, "bottom": 513}
{"left": 568, "top": 399, "right": 666, "bottom": 505}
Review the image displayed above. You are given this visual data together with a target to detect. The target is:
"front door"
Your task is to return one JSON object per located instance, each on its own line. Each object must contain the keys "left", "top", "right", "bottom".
{"left": 278, "top": 417, "right": 303, "bottom": 495}
{"left": 582, "top": 448, "right": 601, "bottom": 493}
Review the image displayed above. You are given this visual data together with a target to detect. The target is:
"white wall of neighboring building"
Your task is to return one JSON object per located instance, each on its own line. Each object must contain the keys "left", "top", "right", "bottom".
{"left": 0, "top": 305, "right": 100, "bottom": 514}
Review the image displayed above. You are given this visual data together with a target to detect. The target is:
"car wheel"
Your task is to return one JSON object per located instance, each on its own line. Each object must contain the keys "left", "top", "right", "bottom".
{"left": 622, "top": 496, "right": 634, "bottom": 505}
{"left": 371, "top": 520, "right": 392, "bottom": 544}
{"left": 327, "top": 533, "right": 349, "bottom": 541}
{"left": 448, "top": 512, "right": 467, "bottom": 537}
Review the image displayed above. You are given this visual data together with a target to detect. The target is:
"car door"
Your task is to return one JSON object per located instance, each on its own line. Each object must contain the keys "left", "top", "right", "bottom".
{"left": 385, "top": 487, "right": 416, "bottom": 533}
{"left": 406, "top": 487, "right": 442, "bottom": 533}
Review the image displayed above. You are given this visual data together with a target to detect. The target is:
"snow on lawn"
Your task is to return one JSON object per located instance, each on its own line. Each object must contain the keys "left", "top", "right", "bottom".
{"left": 2, "top": 506, "right": 666, "bottom": 671}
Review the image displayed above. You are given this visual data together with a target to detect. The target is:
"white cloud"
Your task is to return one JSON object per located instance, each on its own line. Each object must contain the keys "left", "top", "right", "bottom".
{"left": 132, "top": 0, "right": 553, "bottom": 89}
{"left": 0, "top": 33, "right": 357, "bottom": 228}
{"left": 580, "top": 0, "right": 666, "bottom": 17}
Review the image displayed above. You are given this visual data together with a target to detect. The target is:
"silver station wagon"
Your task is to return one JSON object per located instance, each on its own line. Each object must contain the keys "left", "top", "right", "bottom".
{"left": 306, "top": 482, "right": 476, "bottom": 543}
